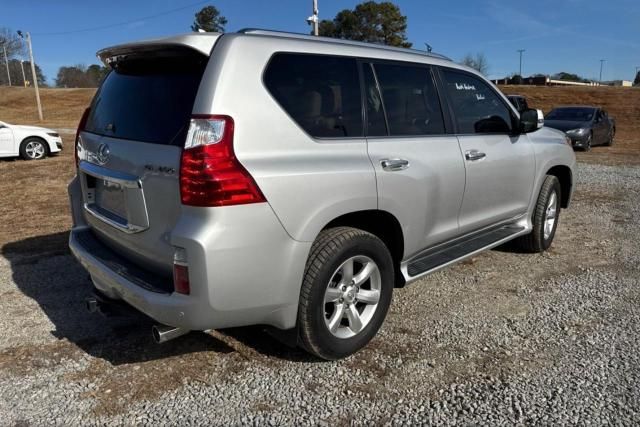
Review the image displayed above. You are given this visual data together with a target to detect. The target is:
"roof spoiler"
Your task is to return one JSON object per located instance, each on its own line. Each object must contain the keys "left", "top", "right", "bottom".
{"left": 97, "top": 33, "right": 221, "bottom": 66}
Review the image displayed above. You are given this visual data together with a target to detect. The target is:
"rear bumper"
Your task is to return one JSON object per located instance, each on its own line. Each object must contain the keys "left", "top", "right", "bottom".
{"left": 67, "top": 176, "right": 311, "bottom": 331}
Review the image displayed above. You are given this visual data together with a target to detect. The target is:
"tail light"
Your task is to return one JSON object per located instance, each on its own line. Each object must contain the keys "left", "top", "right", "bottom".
{"left": 173, "top": 248, "right": 190, "bottom": 295}
{"left": 75, "top": 107, "right": 91, "bottom": 167}
{"left": 180, "top": 115, "right": 266, "bottom": 207}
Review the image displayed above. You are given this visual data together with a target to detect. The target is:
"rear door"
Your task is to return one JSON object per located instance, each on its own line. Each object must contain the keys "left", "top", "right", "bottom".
{"left": 77, "top": 47, "right": 210, "bottom": 274}
{"left": 439, "top": 68, "right": 535, "bottom": 234}
{"left": 364, "top": 61, "right": 465, "bottom": 257}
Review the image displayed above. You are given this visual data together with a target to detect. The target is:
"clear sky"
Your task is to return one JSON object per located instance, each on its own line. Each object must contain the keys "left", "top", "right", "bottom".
{"left": 2, "top": 0, "right": 639, "bottom": 85}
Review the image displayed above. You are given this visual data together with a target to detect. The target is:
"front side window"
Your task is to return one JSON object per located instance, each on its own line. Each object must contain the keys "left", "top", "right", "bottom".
{"left": 441, "top": 70, "right": 513, "bottom": 134}
{"left": 264, "top": 53, "right": 362, "bottom": 138}
{"left": 373, "top": 63, "right": 445, "bottom": 136}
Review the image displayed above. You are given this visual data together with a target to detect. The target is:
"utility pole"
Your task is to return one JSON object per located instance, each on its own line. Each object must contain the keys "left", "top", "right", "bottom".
{"left": 307, "top": 0, "right": 319, "bottom": 36}
{"left": 20, "top": 60, "right": 26, "bottom": 87}
{"left": 18, "top": 31, "right": 43, "bottom": 121}
{"left": 599, "top": 59, "right": 605, "bottom": 85}
{"left": 517, "top": 49, "right": 525, "bottom": 77}
{"left": 3, "top": 46, "right": 11, "bottom": 86}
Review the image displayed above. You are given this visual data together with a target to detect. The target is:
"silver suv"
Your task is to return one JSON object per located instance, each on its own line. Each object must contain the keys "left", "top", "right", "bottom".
{"left": 68, "top": 30, "right": 576, "bottom": 360}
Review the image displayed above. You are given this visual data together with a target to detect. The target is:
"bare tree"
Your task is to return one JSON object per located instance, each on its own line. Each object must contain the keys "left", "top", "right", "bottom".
{"left": 461, "top": 53, "right": 489, "bottom": 75}
{"left": 0, "top": 28, "right": 25, "bottom": 58}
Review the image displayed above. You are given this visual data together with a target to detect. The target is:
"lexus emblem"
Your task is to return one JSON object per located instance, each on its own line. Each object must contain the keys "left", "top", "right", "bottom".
{"left": 96, "top": 143, "right": 110, "bottom": 165}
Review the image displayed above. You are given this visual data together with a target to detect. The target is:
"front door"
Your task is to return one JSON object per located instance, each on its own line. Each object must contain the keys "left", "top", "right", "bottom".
{"left": 592, "top": 109, "right": 608, "bottom": 144}
{"left": 363, "top": 61, "right": 465, "bottom": 258}
{"left": 0, "top": 125, "right": 14, "bottom": 156}
{"left": 439, "top": 69, "right": 535, "bottom": 234}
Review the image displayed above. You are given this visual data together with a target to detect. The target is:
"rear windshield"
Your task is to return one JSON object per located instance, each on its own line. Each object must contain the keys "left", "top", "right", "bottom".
{"left": 85, "top": 51, "right": 207, "bottom": 145}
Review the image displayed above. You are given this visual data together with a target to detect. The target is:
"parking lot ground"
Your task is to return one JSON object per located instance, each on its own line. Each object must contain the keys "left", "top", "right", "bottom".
{"left": 1, "top": 142, "right": 639, "bottom": 424}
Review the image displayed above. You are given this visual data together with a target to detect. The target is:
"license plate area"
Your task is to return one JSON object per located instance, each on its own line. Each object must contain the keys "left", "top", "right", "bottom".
{"left": 89, "top": 176, "right": 128, "bottom": 221}
{"left": 80, "top": 162, "right": 149, "bottom": 234}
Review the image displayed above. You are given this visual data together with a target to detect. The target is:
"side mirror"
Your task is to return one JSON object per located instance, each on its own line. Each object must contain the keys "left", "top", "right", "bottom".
{"left": 520, "top": 108, "right": 543, "bottom": 133}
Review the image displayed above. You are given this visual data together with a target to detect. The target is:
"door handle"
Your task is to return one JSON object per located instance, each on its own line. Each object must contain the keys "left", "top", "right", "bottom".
{"left": 465, "top": 150, "right": 486, "bottom": 161}
{"left": 380, "top": 158, "right": 410, "bottom": 171}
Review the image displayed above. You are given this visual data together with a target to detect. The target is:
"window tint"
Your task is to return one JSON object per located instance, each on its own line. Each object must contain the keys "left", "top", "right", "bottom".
{"left": 85, "top": 53, "right": 206, "bottom": 145}
{"left": 373, "top": 63, "right": 445, "bottom": 136}
{"left": 362, "top": 64, "right": 387, "bottom": 136}
{"left": 442, "top": 70, "right": 513, "bottom": 134}
{"left": 264, "top": 53, "right": 362, "bottom": 138}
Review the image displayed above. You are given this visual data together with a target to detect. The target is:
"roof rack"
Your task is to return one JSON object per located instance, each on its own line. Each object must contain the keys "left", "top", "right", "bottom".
{"left": 237, "top": 28, "right": 452, "bottom": 61}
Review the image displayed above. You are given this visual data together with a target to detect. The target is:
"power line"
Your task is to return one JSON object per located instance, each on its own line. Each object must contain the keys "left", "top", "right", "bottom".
{"left": 32, "top": 0, "right": 209, "bottom": 36}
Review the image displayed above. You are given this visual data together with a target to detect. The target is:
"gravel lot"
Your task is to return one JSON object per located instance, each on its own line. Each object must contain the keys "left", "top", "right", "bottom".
{"left": 1, "top": 161, "right": 639, "bottom": 425}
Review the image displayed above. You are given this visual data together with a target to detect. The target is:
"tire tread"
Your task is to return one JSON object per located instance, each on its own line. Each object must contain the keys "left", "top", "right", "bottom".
{"left": 298, "top": 227, "right": 380, "bottom": 359}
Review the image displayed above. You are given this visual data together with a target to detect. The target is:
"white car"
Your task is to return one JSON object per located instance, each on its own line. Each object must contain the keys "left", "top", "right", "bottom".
{"left": 0, "top": 121, "right": 63, "bottom": 160}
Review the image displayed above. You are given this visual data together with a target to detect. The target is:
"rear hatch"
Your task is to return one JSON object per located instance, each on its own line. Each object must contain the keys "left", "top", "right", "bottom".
{"left": 77, "top": 38, "right": 216, "bottom": 277}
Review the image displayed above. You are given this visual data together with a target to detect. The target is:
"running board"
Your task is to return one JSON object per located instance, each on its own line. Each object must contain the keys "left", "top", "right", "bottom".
{"left": 404, "top": 224, "right": 527, "bottom": 279}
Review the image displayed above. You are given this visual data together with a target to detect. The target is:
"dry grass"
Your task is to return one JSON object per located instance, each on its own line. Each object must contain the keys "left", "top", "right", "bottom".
{"left": 499, "top": 85, "right": 640, "bottom": 166}
{"left": 0, "top": 87, "right": 95, "bottom": 129}
{"left": 0, "top": 85, "right": 639, "bottom": 249}
{"left": 0, "top": 142, "right": 76, "bottom": 247}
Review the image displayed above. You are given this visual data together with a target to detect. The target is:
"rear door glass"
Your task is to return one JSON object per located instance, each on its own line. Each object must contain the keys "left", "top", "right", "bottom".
{"left": 362, "top": 63, "right": 388, "bottom": 137}
{"left": 373, "top": 63, "right": 445, "bottom": 136}
{"left": 264, "top": 53, "right": 363, "bottom": 138}
{"left": 85, "top": 52, "right": 207, "bottom": 145}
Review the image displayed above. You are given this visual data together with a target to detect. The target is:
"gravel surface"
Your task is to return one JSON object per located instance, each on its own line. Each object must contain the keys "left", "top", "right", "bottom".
{"left": 1, "top": 162, "right": 639, "bottom": 425}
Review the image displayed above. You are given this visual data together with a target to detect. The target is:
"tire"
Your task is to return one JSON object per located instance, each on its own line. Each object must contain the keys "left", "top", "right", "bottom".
{"left": 512, "top": 175, "right": 561, "bottom": 253}
{"left": 298, "top": 227, "right": 394, "bottom": 360}
{"left": 583, "top": 133, "right": 592, "bottom": 152}
{"left": 605, "top": 128, "right": 615, "bottom": 146}
{"left": 19, "top": 137, "right": 48, "bottom": 160}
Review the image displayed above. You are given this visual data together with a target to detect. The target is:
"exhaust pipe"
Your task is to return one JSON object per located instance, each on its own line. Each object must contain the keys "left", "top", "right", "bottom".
{"left": 85, "top": 297, "right": 99, "bottom": 313}
{"left": 152, "top": 324, "right": 189, "bottom": 344}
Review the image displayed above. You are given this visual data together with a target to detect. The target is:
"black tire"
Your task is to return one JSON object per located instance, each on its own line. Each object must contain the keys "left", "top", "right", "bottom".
{"left": 19, "top": 137, "right": 48, "bottom": 160}
{"left": 512, "top": 175, "right": 561, "bottom": 253}
{"left": 298, "top": 227, "right": 394, "bottom": 360}
{"left": 582, "top": 133, "right": 592, "bottom": 152}
{"left": 605, "top": 128, "right": 615, "bottom": 146}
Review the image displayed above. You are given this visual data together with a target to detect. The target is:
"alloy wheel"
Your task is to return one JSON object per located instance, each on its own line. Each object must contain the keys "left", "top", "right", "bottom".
{"left": 544, "top": 191, "right": 558, "bottom": 240}
{"left": 25, "top": 141, "right": 46, "bottom": 159}
{"left": 323, "top": 255, "right": 381, "bottom": 339}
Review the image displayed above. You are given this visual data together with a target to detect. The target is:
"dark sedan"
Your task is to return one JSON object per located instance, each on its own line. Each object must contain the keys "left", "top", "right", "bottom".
{"left": 544, "top": 106, "right": 615, "bottom": 151}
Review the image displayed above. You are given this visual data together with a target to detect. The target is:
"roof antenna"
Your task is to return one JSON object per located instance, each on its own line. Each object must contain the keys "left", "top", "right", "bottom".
{"left": 425, "top": 43, "right": 433, "bottom": 53}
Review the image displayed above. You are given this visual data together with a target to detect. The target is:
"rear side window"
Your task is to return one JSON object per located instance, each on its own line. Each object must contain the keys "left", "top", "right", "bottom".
{"left": 362, "top": 64, "right": 388, "bottom": 137}
{"left": 373, "top": 63, "right": 445, "bottom": 136}
{"left": 85, "top": 52, "right": 207, "bottom": 145}
{"left": 441, "top": 70, "right": 513, "bottom": 134}
{"left": 264, "top": 53, "right": 363, "bottom": 138}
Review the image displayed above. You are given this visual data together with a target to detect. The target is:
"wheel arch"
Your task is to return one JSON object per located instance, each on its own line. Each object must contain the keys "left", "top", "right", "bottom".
{"left": 20, "top": 135, "right": 50, "bottom": 155}
{"left": 546, "top": 165, "right": 572, "bottom": 208}
{"left": 321, "top": 210, "right": 406, "bottom": 287}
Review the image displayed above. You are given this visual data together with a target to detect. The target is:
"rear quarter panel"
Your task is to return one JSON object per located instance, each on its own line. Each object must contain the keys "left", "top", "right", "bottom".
{"left": 193, "top": 34, "right": 380, "bottom": 243}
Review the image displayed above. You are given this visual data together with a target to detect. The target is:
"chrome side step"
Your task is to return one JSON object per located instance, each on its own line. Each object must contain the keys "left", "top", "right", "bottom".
{"left": 403, "top": 223, "right": 528, "bottom": 282}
